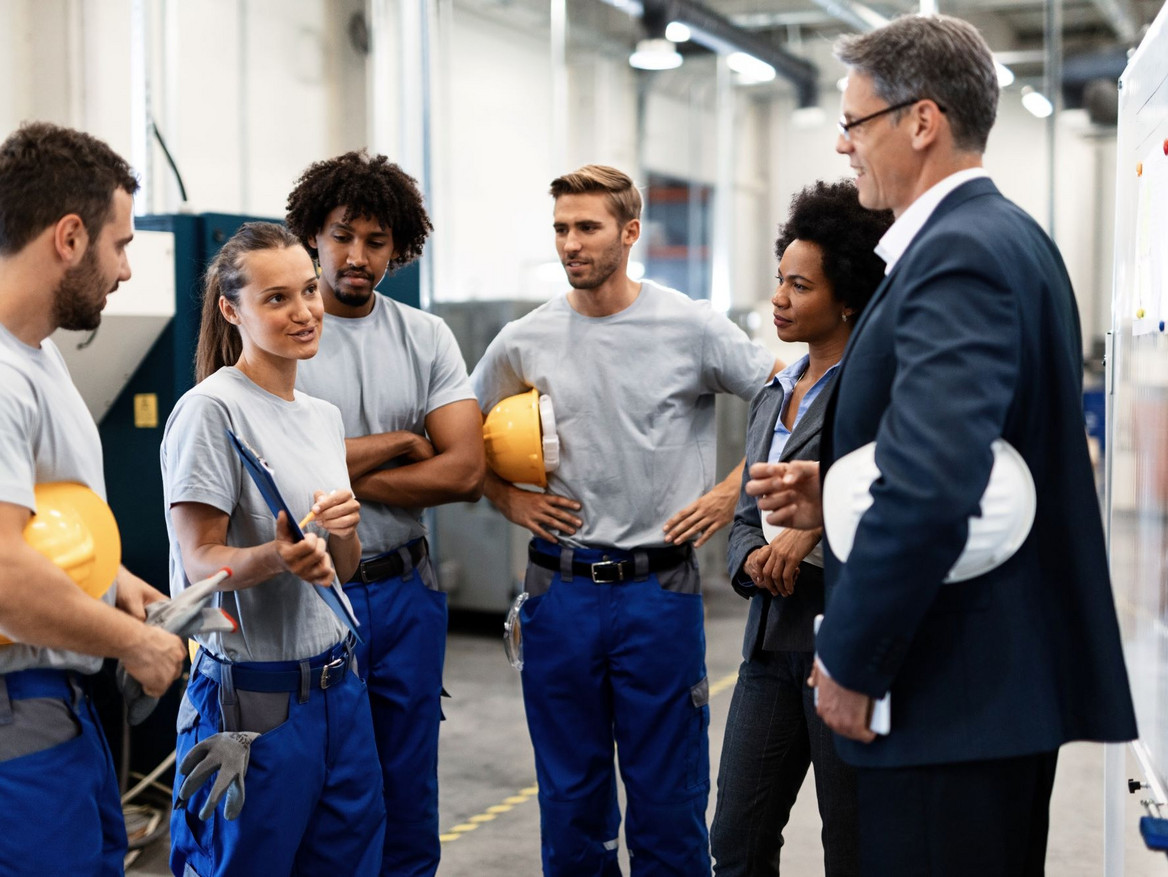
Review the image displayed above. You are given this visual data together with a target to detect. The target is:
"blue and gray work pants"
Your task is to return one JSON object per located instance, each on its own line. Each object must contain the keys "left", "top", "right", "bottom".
{"left": 170, "top": 638, "right": 385, "bottom": 877}
{"left": 0, "top": 668, "right": 125, "bottom": 877}
{"left": 521, "top": 538, "right": 711, "bottom": 876}
{"left": 345, "top": 538, "right": 447, "bottom": 877}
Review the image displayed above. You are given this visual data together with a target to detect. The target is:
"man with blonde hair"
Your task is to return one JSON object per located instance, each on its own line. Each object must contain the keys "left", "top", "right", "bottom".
{"left": 472, "top": 164, "right": 778, "bottom": 875}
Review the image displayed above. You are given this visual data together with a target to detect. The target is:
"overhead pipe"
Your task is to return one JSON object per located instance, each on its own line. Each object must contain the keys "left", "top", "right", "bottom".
{"left": 602, "top": 0, "right": 819, "bottom": 107}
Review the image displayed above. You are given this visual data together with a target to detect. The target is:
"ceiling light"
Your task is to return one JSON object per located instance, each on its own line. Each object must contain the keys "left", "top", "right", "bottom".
{"left": 629, "top": 38, "right": 683, "bottom": 70}
{"left": 1021, "top": 86, "right": 1053, "bottom": 118}
{"left": 664, "top": 21, "right": 691, "bottom": 43}
{"left": 727, "top": 51, "right": 775, "bottom": 84}
{"left": 994, "top": 60, "right": 1015, "bottom": 88}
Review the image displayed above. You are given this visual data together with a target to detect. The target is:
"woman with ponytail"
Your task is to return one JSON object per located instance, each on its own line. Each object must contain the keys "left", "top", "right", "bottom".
{"left": 161, "top": 222, "right": 384, "bottom": 877}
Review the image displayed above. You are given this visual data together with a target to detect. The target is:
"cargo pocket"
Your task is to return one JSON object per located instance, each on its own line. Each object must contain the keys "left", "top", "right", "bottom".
{"left": 686, "top": 676, "right": 711, "bottom": 791}
{"left": 235, "top": 690, "right": 290, "bottom": 736}
{"left": 0, "top": 697, "right": 80, "bottom": 763}
{"left": 523, "top": 562, "right": 556, "bottom": 599}
{"left": 656, "top": 557, "right": 701, "bottom": 596}
{"left": 174, "top": 691, "right": 217, "bottom": 858}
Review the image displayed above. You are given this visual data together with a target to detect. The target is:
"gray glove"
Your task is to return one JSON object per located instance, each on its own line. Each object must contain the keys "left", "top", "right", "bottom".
{"left": 117, "top": 569, "right": 236, "bottom": 726}
{"left": 177, "top": 730, "right": 259, "bottom": 821}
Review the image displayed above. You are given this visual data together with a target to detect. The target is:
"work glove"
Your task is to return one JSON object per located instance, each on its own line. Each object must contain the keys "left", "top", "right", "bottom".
{"left": 117, "top": 569, "right": 236, "bottom": 725}
{"left": 177, "top": 730, "right": 260, "bottom": 821}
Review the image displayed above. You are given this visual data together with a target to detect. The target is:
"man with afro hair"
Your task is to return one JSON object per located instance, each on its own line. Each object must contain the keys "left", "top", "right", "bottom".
{"left": 287, "top": 150, "right": 485, "bottom": 877}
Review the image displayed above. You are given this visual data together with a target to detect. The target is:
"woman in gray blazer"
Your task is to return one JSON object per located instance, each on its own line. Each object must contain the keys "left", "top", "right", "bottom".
{"left": 711, "top": 181, "right": 891, "bottom": 877}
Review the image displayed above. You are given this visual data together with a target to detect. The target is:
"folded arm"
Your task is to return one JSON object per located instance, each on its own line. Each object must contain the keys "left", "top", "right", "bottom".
{"left": 349, "top": 399, "right": 486, "bottom": 509}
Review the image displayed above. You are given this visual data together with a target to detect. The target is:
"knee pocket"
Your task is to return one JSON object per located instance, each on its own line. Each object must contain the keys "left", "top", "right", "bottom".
{"left": 686, "top": 677, "right": 711, "bottom": 791}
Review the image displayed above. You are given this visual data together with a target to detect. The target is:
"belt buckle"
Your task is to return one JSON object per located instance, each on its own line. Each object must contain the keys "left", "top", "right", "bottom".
{"left": 590, "top": 560, "right": 624, "bottom": 584}
{"left": 320, "top": 656, "right": 346, "bottom": 689}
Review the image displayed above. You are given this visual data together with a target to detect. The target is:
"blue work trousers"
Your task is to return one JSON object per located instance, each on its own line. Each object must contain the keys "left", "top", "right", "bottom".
{"left": 345, "top": 548, "right": 447, "bottom": 877}
{"left": 520, "top": 541, "right": 712, "bottom": 876}
{"left": 0, "top": 669, "right": 125, "bottom": 877}
{"left": 170, "top": 641, "right": 385, "bottom": 877}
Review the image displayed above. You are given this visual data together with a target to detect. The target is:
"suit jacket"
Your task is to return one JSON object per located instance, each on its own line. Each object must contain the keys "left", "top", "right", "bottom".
{"left": 727, "top": 372, "right": 836, "bottom": 659}
{"left": 817, "top": 177, "right": 1137, "bottom": 768}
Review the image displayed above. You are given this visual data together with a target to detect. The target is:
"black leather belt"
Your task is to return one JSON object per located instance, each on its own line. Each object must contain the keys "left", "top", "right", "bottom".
{"left": 527, "top": 543, "right": 692, "bottom": 584}
{"left": 348, "top": 540, "right": 428, "bottom": 585}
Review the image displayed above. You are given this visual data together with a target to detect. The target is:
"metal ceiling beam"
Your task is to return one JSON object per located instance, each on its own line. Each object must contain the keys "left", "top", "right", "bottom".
{"left": 1087, "top": 0, "right": 1138, "bottom": 42}
{"left": 804, "top": 0, "right": 888, "bottom": 34}
{"left": 601, "top": 0, "right": 820, "bottom": 107}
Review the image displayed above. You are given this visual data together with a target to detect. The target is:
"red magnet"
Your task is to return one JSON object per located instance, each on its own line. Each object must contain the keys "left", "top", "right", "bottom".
{"left": 1163, "top": 138, "right": 1168, "bottom": 155}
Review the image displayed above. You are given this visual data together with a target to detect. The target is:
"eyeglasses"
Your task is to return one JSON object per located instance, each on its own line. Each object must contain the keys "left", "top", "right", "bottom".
{"left": 837, "top": 98, "right": 947, "bottom": 141}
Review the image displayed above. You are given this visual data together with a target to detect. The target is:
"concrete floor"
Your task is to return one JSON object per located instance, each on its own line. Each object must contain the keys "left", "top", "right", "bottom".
{"left": 127, "top": 579, "right": 1166, "bottom": 876}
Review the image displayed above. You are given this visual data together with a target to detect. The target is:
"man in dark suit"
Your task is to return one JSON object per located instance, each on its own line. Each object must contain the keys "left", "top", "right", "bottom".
{"left": 746, "top": 14, "right": 1137, "bottom": 875}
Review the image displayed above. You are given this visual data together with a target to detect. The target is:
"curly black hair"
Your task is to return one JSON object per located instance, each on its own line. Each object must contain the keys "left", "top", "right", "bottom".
{"left": 285, "top": 150, "right": 433, "bottom": 269}
{"left": 774, "top": 180, "right": 893, "bottom": 317}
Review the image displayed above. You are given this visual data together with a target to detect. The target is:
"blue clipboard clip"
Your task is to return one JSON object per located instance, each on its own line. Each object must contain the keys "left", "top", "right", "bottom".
{"left": 226, "top": 429, "right": 362, "bottom": 641}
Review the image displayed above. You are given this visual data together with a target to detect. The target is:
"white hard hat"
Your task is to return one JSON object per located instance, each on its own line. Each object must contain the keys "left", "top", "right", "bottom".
{"left": 821, "top": 438, "right": 1036, "bottom": 583}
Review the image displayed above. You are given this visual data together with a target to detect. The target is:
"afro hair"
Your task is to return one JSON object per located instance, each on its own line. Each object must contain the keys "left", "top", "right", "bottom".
{"left": 285, "top": 150, "right": 433, "bottom": 270}
{"left": 775, "top": 180, "right": 894, "bottom": 316}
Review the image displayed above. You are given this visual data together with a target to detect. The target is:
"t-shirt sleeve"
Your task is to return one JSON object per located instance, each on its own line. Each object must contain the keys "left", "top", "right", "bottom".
{"left": 0, "top": 364, "right": 38, "bottom": 511}
{"left": 425, "top": 320, "right": 477, "bottom": 415}
{"left": 699, "top": 308, "right": 774, "bottom": 401}
{"left": 162, "top": 393, "right": 242, "bottom": 516}
{"left": 469, "top": 323, "right": 528, "bottom": 413}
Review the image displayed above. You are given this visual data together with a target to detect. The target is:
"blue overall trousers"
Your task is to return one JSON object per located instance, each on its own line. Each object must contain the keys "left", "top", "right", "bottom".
{"left": 0, "top": 668, "right": 125, "bottom": 877}
{"left": 344, "top": 539, "right": 447, "bottom": 877}
{"left": 170, "top": 638, "right": 385, "bottom": 877}
{"left": 520, "top": 539, "right": 712, "bottom": 876}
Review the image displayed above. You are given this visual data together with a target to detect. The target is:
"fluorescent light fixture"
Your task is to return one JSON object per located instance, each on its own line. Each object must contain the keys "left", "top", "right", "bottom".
{"left": 664, "top": 21, "right": 691, "bottom": 43}
{"left": 727, "top": 51, "right": 775, "bottom": 84}
{"left": 630, "top": 38, "right": 683, "bottom": 70}
{"left": 1021, "top": 86, "right": 1053, "bottom": 118}
{"left": 994, "top": 60, "right": 1015, "bottom": 88}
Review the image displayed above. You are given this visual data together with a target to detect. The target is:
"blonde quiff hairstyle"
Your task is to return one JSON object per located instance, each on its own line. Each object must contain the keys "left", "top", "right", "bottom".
{"left": 549, "top": 164, "right": 642, "bottom": 226}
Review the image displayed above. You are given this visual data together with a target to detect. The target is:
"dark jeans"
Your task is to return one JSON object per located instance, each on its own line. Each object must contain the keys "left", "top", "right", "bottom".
{"left": 711, "top": 649, "right": 859, "bottom": 877}
{"left": 855, "top": 750, "right": 1059, "bottom": 877}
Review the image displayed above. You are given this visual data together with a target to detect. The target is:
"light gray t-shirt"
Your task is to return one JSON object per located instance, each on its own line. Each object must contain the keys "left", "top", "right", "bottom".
{"left": 161, "top": 367, "right": 353, "bottom": 663}
{"left": 296, "top": 294, "right": 475, "bottom": 555}
{"left": 0, "top": 327, "right": 112, "bottom": 675}
{"left": 470, "top": 281, "right": 772, "bottom": 549}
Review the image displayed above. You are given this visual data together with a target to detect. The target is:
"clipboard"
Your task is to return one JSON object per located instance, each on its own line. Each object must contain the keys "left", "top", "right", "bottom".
{"left": 226, "top": 428, "right": 362, "bottom": 640}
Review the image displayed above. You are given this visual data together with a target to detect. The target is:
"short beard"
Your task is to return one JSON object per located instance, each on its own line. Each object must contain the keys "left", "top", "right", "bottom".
{"left": 565, "top": 238, "right": 623, "bottom": 290}
{"left": 52, "top": 246, "right": 107, "bottom": 332}
{"left": 333, "top": 285, "right": 374, "bottom": 308}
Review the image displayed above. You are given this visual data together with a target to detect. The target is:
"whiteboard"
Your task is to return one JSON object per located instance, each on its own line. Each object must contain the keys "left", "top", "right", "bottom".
{"left": 1107, "top": 0, "right": 1168, "bottom": 816}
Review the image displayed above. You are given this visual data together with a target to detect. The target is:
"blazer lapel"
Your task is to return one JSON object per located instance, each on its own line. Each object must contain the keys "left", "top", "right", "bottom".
{"left": 780, "top": 371, "right": 837, "bottom": 462}
{"left": 751, "top": 382, "right": 786, "bottom": 465}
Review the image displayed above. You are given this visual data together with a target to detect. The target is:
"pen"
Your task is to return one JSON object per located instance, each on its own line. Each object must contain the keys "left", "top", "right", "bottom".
{"left": 298, "top": 510, "right": 316, "bottom": 530}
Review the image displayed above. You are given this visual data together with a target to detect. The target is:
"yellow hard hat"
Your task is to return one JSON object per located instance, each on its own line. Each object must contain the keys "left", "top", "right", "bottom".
{"left": 24, "top": 482, "right": 121, "bottom": 596}
{"left": 483, "top": 389, "right": 560, "bottom": 488}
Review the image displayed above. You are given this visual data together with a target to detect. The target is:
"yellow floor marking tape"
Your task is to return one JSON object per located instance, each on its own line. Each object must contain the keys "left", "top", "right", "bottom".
{"left": 441, "top": 783, "right": 540, "bottom": 844}
{"left": 439, "top": 670, "right": 740, "bottom": 845}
